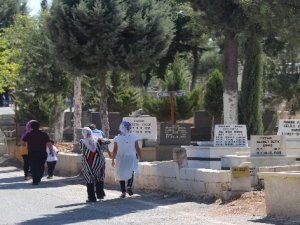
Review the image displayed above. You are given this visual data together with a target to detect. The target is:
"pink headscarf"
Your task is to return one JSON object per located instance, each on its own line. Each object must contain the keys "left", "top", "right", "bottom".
{"left": 21, "top": 120, "right": 33, "bottom": 139}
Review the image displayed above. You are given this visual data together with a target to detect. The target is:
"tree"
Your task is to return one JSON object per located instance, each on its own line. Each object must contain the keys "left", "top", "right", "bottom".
{"left": 190, "top": 0, "right": 249, "bottom": 124}
{"left": 0, "top": 33, "right": 20, "bottom": 93}
{"left": 143, "top": 55, "right": 201, "bottom": 122}
{"left": 239, "top": 29, "right": 263, "bottom": 136}
{"left": 6, "top": 14, "right": 71, "bottom": 141}
{"left": 47, "top": 0, "right": 174, "bottom": 138}
{"left": 203, "top": 69, "right": 223, "bottom": 139}
{"left": 108, "top": 71, "right": 142, "bottom": 117}
{"left": 0, "top": 0, "right": 27, "bottom": 29}
{"left": 41, "top": 0, "right": 48, "bottom": 11}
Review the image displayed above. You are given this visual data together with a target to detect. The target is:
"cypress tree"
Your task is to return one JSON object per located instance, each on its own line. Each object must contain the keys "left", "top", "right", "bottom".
{"left": 239, "top": 30, "right": 264, "bottom": 136}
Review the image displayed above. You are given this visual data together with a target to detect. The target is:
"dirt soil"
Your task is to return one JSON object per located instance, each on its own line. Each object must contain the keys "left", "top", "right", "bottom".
{"left": 209, "top": 191, "right": 266, "bottom": 217}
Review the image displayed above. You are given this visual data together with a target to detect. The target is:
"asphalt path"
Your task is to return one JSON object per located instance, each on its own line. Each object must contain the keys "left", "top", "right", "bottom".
{"left": 0, "top": 157, "right": 292, "bottom": 225}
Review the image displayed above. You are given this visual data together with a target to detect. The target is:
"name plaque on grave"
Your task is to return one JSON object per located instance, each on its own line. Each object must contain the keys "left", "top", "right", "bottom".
{"left": 231, "top": 166, "right": 250, "bottom": 177}
{"left": 277, "top": 119, "right": 300, "bottom": 137}
{"left": 214, "top": 124, "right": 247, "bottom": 147}
{"left": 160, "top": 123, "right": 191, "bottom": 145}
{"left": 251, "top": 135, "right": 286, "bottom": 156}
{"left": 123, "top": 117, "right": 157, "bottom": 140}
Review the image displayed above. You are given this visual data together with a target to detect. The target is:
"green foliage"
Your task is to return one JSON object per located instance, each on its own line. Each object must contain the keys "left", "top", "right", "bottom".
{"left": 264, "top": 41, "right": 300, "bottom": 111}
{"left": 239, "top": 30, "right": 263, "bottom": 135}
{"left": 143, "top": 56, "right": 201, "bottom": 121}
{"left": 203, "top": 69, "right": 223, "bottom": 120}
{"left": 0, "top": 33, "right": 20, "bottom": 92}
{"left": 0, "top": 0, "right": 27, "bottom": 29}
{"left": 108, "top": 72, "right": 142, "bottom": 117}
{"left": 6, "top": 14, "right": 71, "bottom": 125}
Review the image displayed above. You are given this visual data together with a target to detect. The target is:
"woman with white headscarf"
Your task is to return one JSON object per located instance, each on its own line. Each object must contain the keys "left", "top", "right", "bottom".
{"left": 112, "top": 121, "right": 142, "bottom": 198}
{"left": 80, "top": 127, "right": 108, "bottom": 202}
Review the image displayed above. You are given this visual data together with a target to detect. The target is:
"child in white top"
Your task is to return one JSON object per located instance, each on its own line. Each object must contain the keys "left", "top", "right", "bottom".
{"left": 46, "top": 140, "right": 59, "bottom": 179}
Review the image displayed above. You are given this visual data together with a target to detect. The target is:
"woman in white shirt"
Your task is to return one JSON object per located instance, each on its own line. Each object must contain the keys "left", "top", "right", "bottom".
{"left": 112, "top": 121, "right": 142, "bottom": 198}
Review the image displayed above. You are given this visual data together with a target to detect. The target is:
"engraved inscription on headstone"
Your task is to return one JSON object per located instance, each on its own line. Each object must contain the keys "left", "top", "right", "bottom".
{"left": 250, "top": 135, "right": 286, "bottom": 156}
{"left": 277, "top": 119, "right": 300, "bottom": 137}
{"left": 123, "top": 117, "right": 157, "bottom": 140}
{"left": 214, "top": 124, "right": 247, "bottom": 147}
{"left": 160, "top": 123, "right": 191, "bottom": 145}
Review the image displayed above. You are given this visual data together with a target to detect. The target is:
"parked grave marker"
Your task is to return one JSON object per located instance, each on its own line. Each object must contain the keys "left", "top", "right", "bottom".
{"left": 277, "top": 119, "right": 300, "bottom": 137}
{"left": 250, "top": 135, "right": 286, "bottom": 156}
{"left": 123, "top": 116, "right": 157, "bottom": 140}
{"left": 160, "top": 123, "right": 191, "bottom": 145}
{"left": 214, "top": 124, "right": 247, "bottom": 147}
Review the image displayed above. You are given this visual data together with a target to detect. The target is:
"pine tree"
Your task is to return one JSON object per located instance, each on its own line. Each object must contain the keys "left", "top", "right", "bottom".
{"left": 41, "top": 0, "right": 48, "bottom": 11}
{"left": 47, "top": 0, "right": 174, "bottom": 137}
{"left": 203, "top": 69, "right": 223, "bottom": 139}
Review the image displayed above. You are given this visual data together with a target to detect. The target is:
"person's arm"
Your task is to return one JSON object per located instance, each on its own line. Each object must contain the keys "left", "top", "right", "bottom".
{"left": 135, "top": 141, "right": 142, "bottom": 160}
{"left": 111, "top": 142, "right": 118, "bottom": 168}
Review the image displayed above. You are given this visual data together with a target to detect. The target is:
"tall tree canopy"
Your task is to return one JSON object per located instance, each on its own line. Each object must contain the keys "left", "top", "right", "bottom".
{"left": 47, "top": 0, "right": 174, "bottom": 135}
{"left": 0, "top": 0, "right": 27, "bottom": 29}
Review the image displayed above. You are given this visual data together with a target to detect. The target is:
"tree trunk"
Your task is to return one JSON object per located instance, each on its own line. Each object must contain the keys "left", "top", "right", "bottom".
{"left": 73, "top": 75, "right": 82, "bottom": 143}
{"left": 223, "top": 34, "right": 239, "bottom": 124}
{"left": 191, "top": 47, "right": 199, "bottom": 90}
{"left": 99, "top": 69, "right": 110, "bottom": 138}
{"left": 52, "top": 96, "right": 65, "bottom": 142}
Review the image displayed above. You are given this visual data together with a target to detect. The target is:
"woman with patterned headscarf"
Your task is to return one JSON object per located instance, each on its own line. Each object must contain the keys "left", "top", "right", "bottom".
{"left": 80, "top": 127, "right": 109, "bottom": 202}
{"left": 112, "top": 121, "right": 142, "bottom": 198}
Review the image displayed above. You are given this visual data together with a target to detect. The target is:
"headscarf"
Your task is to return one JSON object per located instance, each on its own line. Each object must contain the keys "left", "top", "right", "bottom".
{"left": 21, "top": 120, "right": 33, "bottom": 139}
{"left": 81, "top": 127, "right": 97, "bottom": 152}
{"left": 119, "top": 121, "right": 131, "bottom": 136}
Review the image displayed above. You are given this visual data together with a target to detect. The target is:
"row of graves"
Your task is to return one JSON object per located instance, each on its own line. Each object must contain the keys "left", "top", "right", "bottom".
{"left": 184, "top": 119, "right": 300, "bottom": 191}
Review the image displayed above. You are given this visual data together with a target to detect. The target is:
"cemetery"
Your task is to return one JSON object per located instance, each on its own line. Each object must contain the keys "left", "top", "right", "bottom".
{"left": 1, "top": 1, "right": 300, "bottom": 222}
{"left": 2, "top": 108, "right": 300, "bottom": 220}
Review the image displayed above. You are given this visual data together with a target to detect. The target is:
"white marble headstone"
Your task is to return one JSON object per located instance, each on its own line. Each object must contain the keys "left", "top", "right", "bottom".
{"left": 250, "top": 135, "right": 286, "bottom": 156}
{"left": 214, "top": 124, "right": 248, "bottom": 147}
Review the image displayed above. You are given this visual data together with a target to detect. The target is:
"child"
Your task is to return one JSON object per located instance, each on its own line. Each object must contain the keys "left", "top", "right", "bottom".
{"left": 46, "top": 140, "right": 59, "bottom": 179}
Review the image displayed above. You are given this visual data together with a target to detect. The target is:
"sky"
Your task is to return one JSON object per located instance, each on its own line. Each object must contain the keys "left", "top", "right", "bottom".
{"left": 27, "top": 0, "right": 52, "bottom": 16}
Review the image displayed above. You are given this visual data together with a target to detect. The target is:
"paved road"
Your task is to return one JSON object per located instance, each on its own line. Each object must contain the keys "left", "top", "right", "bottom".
{"left": 0, "top": 157, "right": 294, "bottom": 225}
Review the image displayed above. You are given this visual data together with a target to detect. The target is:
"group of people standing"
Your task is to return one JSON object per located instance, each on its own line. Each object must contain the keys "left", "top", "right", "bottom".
{"left": 21, "top": 120, "right": 58, "bottom": 185}
{"left": 20, "top": 119, "right": 142, "bottom": 203}
{"left": 80, "top": 121, "right": 141, "bottom": 202}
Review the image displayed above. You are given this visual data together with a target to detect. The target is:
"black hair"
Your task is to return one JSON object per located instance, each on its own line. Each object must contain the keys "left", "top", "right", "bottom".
{"left": 30, "top": 120, "right": 40, "bottom": 130}
{"left": 89, "top": 124, "right": 96, "bottom": 130}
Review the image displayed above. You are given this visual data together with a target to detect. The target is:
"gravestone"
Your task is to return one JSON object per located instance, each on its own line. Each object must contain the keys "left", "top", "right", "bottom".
{"left": 160, "top": 123, "right": 191, "bottom": 145}
{"left": 91, "top": 112, "right": 102, "bottom": 129}
{"left": 251, "top": 135, "right": 286, "bottom": 156}
{"left": 123, "top": 116, "right": 157, "bottom": 140}
{"left": 277, "top": 119, "right": 300, "bottom": 137}
{"left": 109, "top": 112, "right": 122, "bottom": 138}
{"left": 191, "top": 111, "right": 212, "bottom": 141}
{"left": 214, "top": 124, "right": 248, "bottom": 147}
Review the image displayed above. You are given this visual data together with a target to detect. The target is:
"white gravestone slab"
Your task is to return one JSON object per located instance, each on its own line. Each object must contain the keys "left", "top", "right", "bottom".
{"left": 214, "top": 124, "right": 248, "bottom": 147}
{"left": 123, "top": 117, "right": 157, "bottom": 140}
{"left": 251, "top": 135, "right": 286, "bottom": 156}
{"left": 277, "top": 119, "right": 300, "bottom": 138}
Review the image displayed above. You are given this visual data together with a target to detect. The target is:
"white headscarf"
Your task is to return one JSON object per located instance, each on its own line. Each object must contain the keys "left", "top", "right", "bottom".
{"left": 81, "top": 127, "right": 97, "bottom": 152}
{"left": 119, "top": 121, "right": 131, "bottom": 136}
